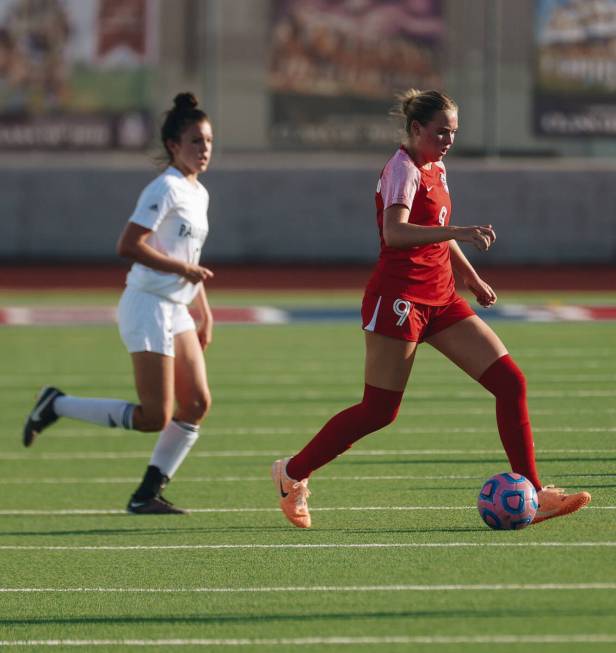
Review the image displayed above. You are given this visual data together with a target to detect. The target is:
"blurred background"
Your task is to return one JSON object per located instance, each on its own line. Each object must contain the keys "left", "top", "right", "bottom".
{"left": 0, "top": 0, "right": 615, "bottom": 276}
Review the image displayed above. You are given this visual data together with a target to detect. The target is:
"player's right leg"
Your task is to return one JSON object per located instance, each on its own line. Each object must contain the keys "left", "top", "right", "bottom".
{"left": 23, "top": 386, "right": 135, "bottom": 447}
{"left": 130, "top": 328, "right": 211, "bottom": 515}
{"left": 23, "top": 386, "right": 65, "bottom": 447}
{"left": 126, "top": 350, "right": 186, "bottom": 514}
{"left": 21, "top": 360, "right": 169, "bottom": 448}
{"left": 273, "top": 330, "right": 416, "bottom": 528}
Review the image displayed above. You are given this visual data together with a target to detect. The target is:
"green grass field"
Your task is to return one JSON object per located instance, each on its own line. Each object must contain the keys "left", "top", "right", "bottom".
{"left": 1, "top": 291, "right": 615, "bottom": 652}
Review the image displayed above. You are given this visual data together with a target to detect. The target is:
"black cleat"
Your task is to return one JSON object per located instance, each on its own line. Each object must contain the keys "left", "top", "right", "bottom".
{"left": 126, "top": 495, "right": 189, "bottom": 515}
{"left": 23, "top": 386, "right": 64, "bottom": 447}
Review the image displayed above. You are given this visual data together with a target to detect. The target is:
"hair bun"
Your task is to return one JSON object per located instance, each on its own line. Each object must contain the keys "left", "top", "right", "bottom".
{"left": 173, "top": 92, "right": 198, "bottom": 111}
{"left": 401, "top": 88, "right": 421, "bottom": 114}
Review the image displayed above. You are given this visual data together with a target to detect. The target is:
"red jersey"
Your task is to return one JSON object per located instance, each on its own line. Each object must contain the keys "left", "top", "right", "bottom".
{"left": 365, "top": 146, "right": 455, "bottom": 306}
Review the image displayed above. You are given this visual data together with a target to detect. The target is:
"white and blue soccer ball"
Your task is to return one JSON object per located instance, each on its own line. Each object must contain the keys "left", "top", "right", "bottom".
{"left": 477, "top": 472, "right": 538, "bottom": 530}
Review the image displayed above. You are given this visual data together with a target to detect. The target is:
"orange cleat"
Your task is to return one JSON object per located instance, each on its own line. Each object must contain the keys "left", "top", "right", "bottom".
{"left": 271, "top": 458, "right": 311, "bottom": 528}
{"left": 532, "top": 486, "right": 591, "bottom": 525}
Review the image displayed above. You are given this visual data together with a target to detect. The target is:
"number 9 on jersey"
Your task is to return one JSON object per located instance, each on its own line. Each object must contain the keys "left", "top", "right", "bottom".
{"left": 393, "top": 299, "right": 412, "bottom": 327}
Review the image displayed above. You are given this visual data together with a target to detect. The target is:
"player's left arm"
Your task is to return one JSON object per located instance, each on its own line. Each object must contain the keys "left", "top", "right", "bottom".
{"left": 192, "top": 283, "right": 214, "bottom": 350}
{"left": 449, "top": 239, "right": 497, "bottom": 307}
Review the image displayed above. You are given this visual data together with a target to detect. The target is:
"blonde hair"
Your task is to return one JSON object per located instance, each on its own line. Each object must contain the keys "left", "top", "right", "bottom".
{"left": 393, "top": 89, "right": 458, "bottom": 136}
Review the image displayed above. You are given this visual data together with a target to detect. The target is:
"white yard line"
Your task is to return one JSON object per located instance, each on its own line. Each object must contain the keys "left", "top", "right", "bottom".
{"left": 1, "top": 582, "right": 615, "bottom": 593}
{"left": 3, "top": 447, "right": 616, "bottom": 460}
{"left": 1, "top": 635, "right": 615, "bottom": 647}
{"left": 0, "top": 504, "right": 608, "bottom": 517}
{"left": 0, "top": 506, "right": 612, "bottom": 517}
{"left": 103, "top": 406, "right": 616, "bottom": 417}
{"left": 59, "top": 389, "right": 611, "bottom": 400}
{"left": 0, "top": 541, "right": 613, "bottom": 551}
{"left": 35, "top": 425, "right": 616, "bottom": 438}
{"left": 14, "top": 388, "right": 610, "bottom": 402}
{"left": 0, "top": 471, "right": 609, "bottom": 485}
{"left": 0, "top": 506, "right": 473, "bottom": 517}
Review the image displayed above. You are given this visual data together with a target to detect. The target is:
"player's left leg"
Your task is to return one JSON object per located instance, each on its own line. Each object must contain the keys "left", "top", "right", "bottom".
{"left": 130, "top": 329, "right": 210, "bottom": 515}
{"left": 426, "top": 313, "right": 539, "bottom": 485}
{"left": 425, "top": 314, "right": 590, "bottom": 523}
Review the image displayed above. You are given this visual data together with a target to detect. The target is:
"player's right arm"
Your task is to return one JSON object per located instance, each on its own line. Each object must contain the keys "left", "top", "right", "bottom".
{"left": 383, "top": 205, "right": 495, "bottom": 251}
{"left": 116, "top": 223, "right": 213, "bottom": 284}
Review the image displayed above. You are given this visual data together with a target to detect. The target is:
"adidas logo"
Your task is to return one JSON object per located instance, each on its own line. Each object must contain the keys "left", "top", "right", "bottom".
{"left": 149, "top": 203, "right": 158, "bottom": 211}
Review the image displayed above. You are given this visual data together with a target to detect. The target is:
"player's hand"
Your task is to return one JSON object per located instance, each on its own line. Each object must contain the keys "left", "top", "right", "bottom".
{"left": 456, "top": 225, "right": 496, "bottom": 252}
{"left": 182, "top": 263, "right": 214, "bottom": 284}
{"left": 465, "top": 275, "right": 497, "bottom": 307}
{"left": 197, "top": 318, "right": 213, "bottom": 350}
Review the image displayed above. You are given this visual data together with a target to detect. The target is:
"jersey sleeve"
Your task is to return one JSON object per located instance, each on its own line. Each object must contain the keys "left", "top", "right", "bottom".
{"left": 380, "top": 157, "right": 420, "bottom": 211}
{"left": 128, "top": 181, "right": 174, "bottom": 232}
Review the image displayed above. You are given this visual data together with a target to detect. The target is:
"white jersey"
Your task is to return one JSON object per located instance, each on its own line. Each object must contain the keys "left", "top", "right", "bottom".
{"left": 125, "top": 166, "right": 209, "bottom": 304}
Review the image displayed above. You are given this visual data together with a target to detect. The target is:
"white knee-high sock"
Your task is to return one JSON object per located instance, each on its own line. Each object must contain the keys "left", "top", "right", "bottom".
{"left": 53, "top": 395, "right": 135, "bottom": 429}
{"left": 149, "top": 419, "right": 199, "bottom": 478}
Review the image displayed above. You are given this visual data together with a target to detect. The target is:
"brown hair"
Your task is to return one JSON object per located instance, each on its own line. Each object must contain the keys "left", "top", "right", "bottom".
{"left": 160, "top": 92, "right": 209, "bottom": 162}
{"left": 393, "top": 89, "right": 457, "bottom": 135}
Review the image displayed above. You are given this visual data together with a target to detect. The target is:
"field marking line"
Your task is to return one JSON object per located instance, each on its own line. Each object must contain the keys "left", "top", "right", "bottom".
{"left": 8, "top": 403, "right": 614, "bottom": 417}
{"left": 1, "top": 475, "right": 488, "bottom": 485}
{"left": 0, "top": 472, "right": 609, "bottom": 485}
{"left": 0, "top": 506, "right": 472, "bottom": 516}
{"left": 0, "top": 505, "right": 610, "bottom": 517}
{"left": 1, "top": 583, "right": 615, "bottom": 593}
{"left": 0, "top": 542, "right": 614, "bottom": 551}
{"left": 3, "top": 447, "right": 616, "bottom": 461}
{"left": 14, "top": 387, "right": 613, "bottom": 402}
{"left": 5, "top": 371, "right": 616, "bottom": 385}
{"left": 1, "top": 635, "right": 616, "bottom": 647}
{"left": 36, "top": 425, "right": 616, "bottom": 438}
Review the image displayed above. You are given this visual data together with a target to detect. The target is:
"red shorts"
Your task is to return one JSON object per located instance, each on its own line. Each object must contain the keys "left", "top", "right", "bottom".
{"left": 361, "top": 292, "right": 475, "bottom": 343}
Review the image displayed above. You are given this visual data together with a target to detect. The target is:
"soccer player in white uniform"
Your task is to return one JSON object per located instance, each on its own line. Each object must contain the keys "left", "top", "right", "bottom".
{"left": 23, "top": 93, "right": 215, "bottom": 514}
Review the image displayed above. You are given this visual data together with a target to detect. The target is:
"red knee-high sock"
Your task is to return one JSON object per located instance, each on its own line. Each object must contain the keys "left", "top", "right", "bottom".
{"left": 286, "top": 384, "right": 403, "bottom": 481}
{"left": 479, "top": 354, "right": 542, "bottom": 490}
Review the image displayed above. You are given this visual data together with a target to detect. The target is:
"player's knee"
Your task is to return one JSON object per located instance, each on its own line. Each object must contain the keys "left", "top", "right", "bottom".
{"left": 512, "top": 368, "right": 527, "bottom": 397}
{"left": 480, "top": 354, "right": 527, "bottom": 400}
{"left": 375, "top": 405, "right": 401, "bottom": 429}
{"left": 362, "top": 399, "right": 401, "bottom": 431}
{"left": 359, "top": 384, "right": 403, "bottom": 432}
{"left": 180, "top": 390, "right": 212, "bottom": 424}
{"left": 501, "top": 360, "right": 527, "bottom": 398}
{"left": 136, "top": 406, "right": 173, "bottom": 432}
{"left": 195, "top": 389, "right": 212, "bottom": 422}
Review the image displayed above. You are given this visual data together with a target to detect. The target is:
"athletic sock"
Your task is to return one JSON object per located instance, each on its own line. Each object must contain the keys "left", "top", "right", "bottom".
{"left": 53, "top": 395, "right": 135, "bottom": 429}
{"left": 286, "top": 384, "right": 403, "bottom": 481}
{"left": 131, "top": 465, "right": 168, "bottom": 501}
{"left": 149, "top": 419, "right": 200, "bottom": 479}
{"left": 478, "top": 354, "right": 542, "bottom": 490}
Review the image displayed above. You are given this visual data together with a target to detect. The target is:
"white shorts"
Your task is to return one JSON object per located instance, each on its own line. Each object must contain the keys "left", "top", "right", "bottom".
{"left": 117, "top": 287, "right": 196, "bottom": 357}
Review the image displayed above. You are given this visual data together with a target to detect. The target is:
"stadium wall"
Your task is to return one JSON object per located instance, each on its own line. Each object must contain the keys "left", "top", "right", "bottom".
{"left": 1, "top": 160, "right": 615, "bottom": 265}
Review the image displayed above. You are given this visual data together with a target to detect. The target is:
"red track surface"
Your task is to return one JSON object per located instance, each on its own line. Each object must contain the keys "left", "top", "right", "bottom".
{"left": 0, "top": 264, "right": 615, "bottom": 291}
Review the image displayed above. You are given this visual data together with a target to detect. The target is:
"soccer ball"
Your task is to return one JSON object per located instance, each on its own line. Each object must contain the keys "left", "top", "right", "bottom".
{"left": 477, "top": 472, "right": 538, "bottom": 530}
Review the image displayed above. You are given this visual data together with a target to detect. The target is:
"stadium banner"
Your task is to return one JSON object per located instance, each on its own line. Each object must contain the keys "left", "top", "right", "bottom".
{"left": 0, "top": 0, "right": 158, "bottom": 149}
{"left": 268, "top": 0, "right": 444, "bottom": 149}
{"left": 534, "top": 0, "right": 616, "bottom": 136}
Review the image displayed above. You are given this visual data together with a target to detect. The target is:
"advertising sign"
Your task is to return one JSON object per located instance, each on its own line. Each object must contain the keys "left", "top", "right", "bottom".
{"left": 0, "top": 0, "right": 158, "bottom": 149}
{"left": 269, "top": 0, "right": 444, "bottom": 148}
{"left": 535, "top": 0, "right": 616, "bottom": 136}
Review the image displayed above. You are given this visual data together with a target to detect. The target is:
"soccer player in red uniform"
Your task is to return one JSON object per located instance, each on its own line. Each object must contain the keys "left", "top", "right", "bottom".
{"left": 272, "top": 89, "right": 591, "bottom": 528}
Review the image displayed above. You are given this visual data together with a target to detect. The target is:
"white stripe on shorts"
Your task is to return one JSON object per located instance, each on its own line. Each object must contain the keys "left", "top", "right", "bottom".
{"left": 364, "top": 296, "right": 382, "bottom": 332}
